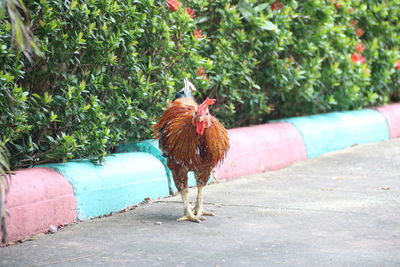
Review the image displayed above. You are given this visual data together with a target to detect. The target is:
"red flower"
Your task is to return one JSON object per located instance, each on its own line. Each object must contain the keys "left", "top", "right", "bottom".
{"left": 395, "top": 60, "right": 400, "bottom": 70}
{"left": 351, "top": 53, "right": 366, "bottom": 64}
{"left": 355, "top": 43, "right": 365, "bottom": 53}
{"left": 194, "top": 29, "right": 204, "bottom": 39}
{"left": 186, "top": 7, "right": 195, "bottom": 18}
{"left": 334, "top": 3, "right": 343, "bottom": 9}
{"left": 167, "top": 0, "right": 181, "bottom": 11}
{"left": 355, "top": 28, "right": 364, "bottom": 37}
{"left": 349, "top": 20, "right": 358, "bottom": 27}
{"left": 271, "top": 1, "right": 283, "bottom": 11}
{"left": 196, "top": 67, "right": 207, "bottom": 80}
{"left": 196, "top": 67, "right": 204, "bottom": 76}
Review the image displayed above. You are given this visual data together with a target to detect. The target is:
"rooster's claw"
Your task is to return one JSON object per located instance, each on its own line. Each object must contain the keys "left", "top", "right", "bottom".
{"left": 177, "top": 214, "right": 205, "bottom": 223}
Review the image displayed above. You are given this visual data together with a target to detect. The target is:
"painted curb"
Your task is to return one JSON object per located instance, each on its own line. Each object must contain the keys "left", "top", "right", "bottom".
{"left": 117, "top": 140, "right": 198, "bottom": 193}
{"left": 5, "top": 103, "right": 398, "bottom": 242}
{"left": 2, "top": 168, "right": 76, "bottom": 242}
{"left": 42, "top": 153, "right": 169, "bottom": 220}
{"left": 280, "top": 109, "right": 390, "bottom": 158}
{"left": 214, "top": 122, "right": 307, "bottom": 180}
{"left": 375, "top": 103, "right": 400, "bottom": 139}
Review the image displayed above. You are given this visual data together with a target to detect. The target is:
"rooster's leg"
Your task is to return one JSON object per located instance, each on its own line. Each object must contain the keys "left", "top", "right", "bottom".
{"left": 168, "top": 160, "right": 204, "bottom": 223}
{"left": 177, "top": 189, "right": 205, "bottom": 223}
{"left": 193, "top": 185, "right": 215, "bottom": 217}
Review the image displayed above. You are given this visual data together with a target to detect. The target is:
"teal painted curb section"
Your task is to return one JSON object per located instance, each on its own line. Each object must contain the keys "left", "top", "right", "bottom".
{"left": 42, "top": 152, "right": 169, "bottom": 220}
{"left": 280, "top": 109, "right": 390, "bottom": 158}
{"left": 117, "top": 140, "right": 198, "bottom": 193}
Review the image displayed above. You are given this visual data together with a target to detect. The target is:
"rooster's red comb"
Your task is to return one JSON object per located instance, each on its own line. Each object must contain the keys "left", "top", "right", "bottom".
{"left": 198, "top": 97, "right": 216, "bottom": 113}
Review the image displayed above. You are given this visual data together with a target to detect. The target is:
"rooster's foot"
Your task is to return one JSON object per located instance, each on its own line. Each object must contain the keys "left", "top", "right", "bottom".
{"left": 193, "top": 209, "right": 215, "bottom": 217}
{"left": 177, "top": 214, "right": 205, "bottom": 223}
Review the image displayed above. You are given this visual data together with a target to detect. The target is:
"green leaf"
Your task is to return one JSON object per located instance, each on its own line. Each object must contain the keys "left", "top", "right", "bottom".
{"left": 238, "top": 0, "right": 254, "bottom": 21}
{"left": 0, "top": 6, "right": 5, "bottom": 19}
{"left": 82, "top": 104, "right": 91, "bottom": 111}
{"left": 43, "top": 92, "right": 53, "bottom": 104}
{"left": 0, "top": 74, "right": 14, "bottom": 82}
{"left": 70, "top": 0, "right": 78, "bottom": 9}
{"left": 254, "top": 3, "right": 269, "bottom": 13}
{"left": 13, "top": 19, "right": 24, "bottom": 48}
{"left": 257, "top": 20, "right": 277, "bottom": 31}
{"left": 0, "top": 142, "right": 10, "bottom": 176}
{"left": 50, "top": 113, "right": 58, "bottom": 121}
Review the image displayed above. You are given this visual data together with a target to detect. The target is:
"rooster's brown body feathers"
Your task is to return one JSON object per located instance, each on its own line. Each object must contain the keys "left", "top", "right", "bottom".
{"left": 152, "top": 94, "right": 229, "bottom": 222}
{"left": 153, "top": 98, "right": 229, "bottom": 172}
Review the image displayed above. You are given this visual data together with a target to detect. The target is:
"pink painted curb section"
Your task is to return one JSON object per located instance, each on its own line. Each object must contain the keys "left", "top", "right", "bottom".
{"left": 375, "top": 104, "right": 400, "bottom": 139}
{"left": 2, "top": 167, "right": 76, "bottom": 242}
{"left": 215, "top": 122, "right": 307, "bottom": 180}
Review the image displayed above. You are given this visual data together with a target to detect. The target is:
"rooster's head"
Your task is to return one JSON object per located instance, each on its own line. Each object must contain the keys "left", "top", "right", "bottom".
{"left": 192, "top": 97, "right": 216, "bottom": 135}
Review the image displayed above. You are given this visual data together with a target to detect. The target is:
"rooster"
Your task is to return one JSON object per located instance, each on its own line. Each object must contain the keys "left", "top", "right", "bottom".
{"left": 152, "top": 78, "right": 229, "bottom": 222}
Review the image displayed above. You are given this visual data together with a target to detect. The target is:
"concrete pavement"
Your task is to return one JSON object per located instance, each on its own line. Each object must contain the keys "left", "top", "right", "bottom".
{"left": 1, "top": 138, "right": 399, "bottom": 266}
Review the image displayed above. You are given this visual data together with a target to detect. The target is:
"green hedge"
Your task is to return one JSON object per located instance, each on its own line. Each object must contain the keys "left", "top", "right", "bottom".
{"left": 1, "top": 0, "right": 399, "bottom": 168}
